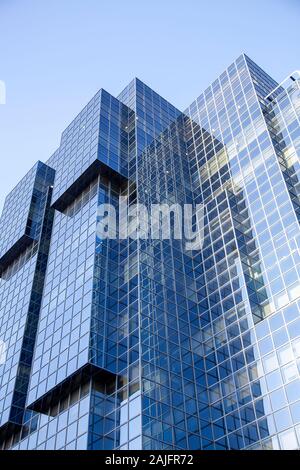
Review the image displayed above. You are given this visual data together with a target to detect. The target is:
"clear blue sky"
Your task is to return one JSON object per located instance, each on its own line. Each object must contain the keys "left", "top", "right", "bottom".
{"left": 0, "top": 0, "right": 299, "bottom": 212}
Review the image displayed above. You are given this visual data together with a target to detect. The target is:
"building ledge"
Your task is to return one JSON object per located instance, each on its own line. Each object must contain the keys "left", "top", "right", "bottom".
{"left": 27, "top": 363, "right": 117, "bottom": 415}
{"left": 0, "top": 234, "right": 35, "bottom": 277}
{"left": 51, "top": 159, "right": 129, "bottom": 213}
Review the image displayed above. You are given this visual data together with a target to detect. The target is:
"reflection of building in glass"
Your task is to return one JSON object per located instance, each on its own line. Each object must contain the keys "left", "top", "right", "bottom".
{"left": 1, "top": 55, "right": 300, "bottom": 450}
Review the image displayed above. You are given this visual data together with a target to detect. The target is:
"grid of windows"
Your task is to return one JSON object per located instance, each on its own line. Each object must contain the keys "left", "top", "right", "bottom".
{"left": 0, "top": 163, "right": 54, "bottom": 430}
{"left": 10, "top": 393, "right": 90, "bottom": 450}
{"left": 0, "top": 248, "right": 37, "bottom": 427}
{"left": 0, "top": 162, "right": 54, "bottom": 261}
{"left": 184, "top": 54, "right": 300, "bottom": 449}
{"left": 50, "top": 90, "right": 131, "bottom": 208}
{"left": 27, "top": 181, "right": 98, "bottom": 405}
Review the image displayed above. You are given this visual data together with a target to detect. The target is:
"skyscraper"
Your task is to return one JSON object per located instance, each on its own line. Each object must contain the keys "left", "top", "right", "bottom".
{"left": 0, "top": 54, "right": 300, "bottom": 450}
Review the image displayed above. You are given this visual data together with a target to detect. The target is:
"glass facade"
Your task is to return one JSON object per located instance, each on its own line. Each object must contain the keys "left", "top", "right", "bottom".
{"left": 1, "top": 54, "right": 300, "bottom": 450}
